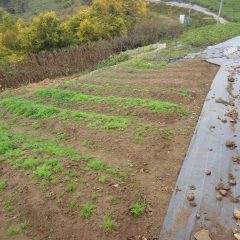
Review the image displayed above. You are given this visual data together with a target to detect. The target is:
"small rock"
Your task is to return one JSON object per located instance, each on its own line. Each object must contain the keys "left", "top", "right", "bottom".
{"left": 205, "top": 170, "right": 211, "bottom": 176}
{"left": 233, "top": 155, "right": 240, "bottom": 164}
{"left": 221, "top": 119, "right": 227, "bottom": 123}
{"left": 222, "top": 185, "right": 230, "bottom": 191}
{"left": 215, "top": 182, "right": 224, "bottom": 190}
{"left": 216, "top": 194, "right": 223, "bottom": 201}
{"left": 234, "top": 209, "right": 240, "bottom": 219}
{"left": 196, "top": 213, "right": 201, "bottom": 219}
{"left": 226, "top": 140, "right": 237, "bottom": 149}
{"left": 187, "top": 192, "right": 195, "bottom": 201}
{"left": 219, "top": 189, "right": 228, "bottom": 196}
{"left": 228, "top": 76, "right": 235, "bottom": 82}
{"left": 190, "top": 201, "right": 197, "bottom": 207}
{"left": 234, "top": 233, "right": 240, "bottom": 240}
{"left": 229, "top": 179, "right": 237, "bottom": 186}
{"left": 194, "top": 229, "right": 212, "bottom": 240}
{"left": 113, "top": 184, "right": 119, "bottom": 188}
{"left": 189, "top": 185, "right": 196, "bottom": 190}
{"left": 229, "top": 195, "right": 240, "bottom": 203}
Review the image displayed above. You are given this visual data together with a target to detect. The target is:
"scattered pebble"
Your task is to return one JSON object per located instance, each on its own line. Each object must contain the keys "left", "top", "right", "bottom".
{"left": 189, "top": 185, "right": 196, "bottom": 190}
{"left": 219, "top": 189, "right": 228, "bottom": 196}
{"left": 205, "top": 170, "right": 211, "bottom": 176}
{"left": 216, "top": 194, "right": 223, "bottom": 201}
{"left": 228, "top": 76, "right": 235, "bottom": 82}
{"left": 190, "top": 201, "right": 197, "bottom": 207}
{"left": 225, "top": 140, "right": 237, "bottom": 149}
{"left": 234, "top": 208, "right": 240, "bottom": 220}
{"left": 221, "top": 119, "right": 227, "bottom": 123}
{"left": 222, "top": 184, "right": 230, "bottom": 191}
{"left": 229, "top": 195, "right": 239, "bottom": 203}
{"left": 196, "top": 213, "right": 201, "bottom": 219}
{"left": 234, "top": 233, "right": 240, "bottom": 240}
{"left": 215, "top": 182, "right": 224, "bottom": 191}
{"left": 194, "top": 229, "right": 212, "bottom": 240}
{"left": 233, "top": 155, "right": 240, "bottom": 164}
{"left": 187, "top": 192, "right": 195, "bottom": 201}
{"left": 229, "top": 174, "right": 237, "bottom": 186}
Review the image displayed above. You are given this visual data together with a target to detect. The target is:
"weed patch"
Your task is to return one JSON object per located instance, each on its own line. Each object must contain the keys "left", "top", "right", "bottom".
{"left": 80, "top": 203, "right": 96, "bottom": 218}
{"left": 36, "top": 88, "right": 187, "bottom": 114}
{"left": 0, "top": 180, "right": 7, "bottom": 193}
{"left": 7, "top": 225, "right": 21, "bottom": 237}
{"left": 131, "top": 202, "right": 145, "bottom": 217}
{"left": 0, "top": 97, "right": 130, "bottom": 130}
{"left": 103, "top": 215, "right": 115, "bottom": 233}
{"left": 88, "top": 160, "right": 105, "bottom": 171}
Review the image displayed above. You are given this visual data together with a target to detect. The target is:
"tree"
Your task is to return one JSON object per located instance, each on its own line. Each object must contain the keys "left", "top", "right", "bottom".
{"left": 18, "top": 11, "right": 68, "bottom": 52}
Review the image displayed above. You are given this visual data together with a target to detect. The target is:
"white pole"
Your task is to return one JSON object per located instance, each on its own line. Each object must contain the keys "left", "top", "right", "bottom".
{"left": 217, "top": 0, "right": 224, "bottom": 24}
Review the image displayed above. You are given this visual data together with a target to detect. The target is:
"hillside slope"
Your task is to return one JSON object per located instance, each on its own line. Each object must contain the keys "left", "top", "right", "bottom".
{"left": 0, "top": 43, "right": 219, "bottom": 239}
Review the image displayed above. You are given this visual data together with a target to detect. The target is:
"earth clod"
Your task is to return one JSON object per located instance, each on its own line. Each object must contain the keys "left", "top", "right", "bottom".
{"left": 194, "top": 229, "right": 212, "bottom": 240}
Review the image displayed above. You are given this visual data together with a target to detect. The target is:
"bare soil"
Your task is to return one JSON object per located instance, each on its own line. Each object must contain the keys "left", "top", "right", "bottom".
{"left": 0, "top": 60, "right": 218, "bottom": 240}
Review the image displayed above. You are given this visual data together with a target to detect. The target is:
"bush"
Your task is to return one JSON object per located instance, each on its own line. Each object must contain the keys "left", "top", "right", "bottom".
{"left": 182, "top": 23, "right": 240, "bottom": 47}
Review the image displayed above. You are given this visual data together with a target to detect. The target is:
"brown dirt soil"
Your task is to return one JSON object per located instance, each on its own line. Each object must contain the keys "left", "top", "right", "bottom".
{"left": 0, "top": 59, "right": 219, "bottom": 240}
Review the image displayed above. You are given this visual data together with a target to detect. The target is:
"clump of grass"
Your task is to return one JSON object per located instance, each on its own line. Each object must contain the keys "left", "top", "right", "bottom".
{"left": 131, "top": 202, "right": 145, "bottom": 217}
{"left": 4, "top": 199, "right": 14, "bottom": 212}
{"left": 66, "top": 182, "right": 77, "bottom": 192}
{"left": 129, "top": 59, "right": 155, "bottom": 69}
{"left": 83, "top": 140, "right": 102, "bottom": 150}
{"left": 134, "top": 127, "right": 145, "bottom": 144}
{"left": 107, "top": 195, "right": 119, "bottom": 205}
{"left": 99, "top": 175, "right": 107, "bottom": 184}
{"left": 40, "top": 182, "right": 49, "bottom": 191}
{"left": 7, "top": 225, "right": 21, "bottom": 236}
{"left": 35, "top": 165, "right": 52, "bottom": 179}
{"left": 106, "top": 167, "right": 119, "bottom": 175}
{"left": 91, "top": 192, "right": 98, "bottom": 201}
{"left": 20, "top": 220, "right": 29, "bottom": 230}
{"left": 22, "top": 158, "right": 39, "bottom": 170}
{"left": 103, "top": 215, "right": 115, "bottom": 233}
{"left": 31, "top": 122, "right": 42, "bottom": 130}
{"left": 80, "top": 203, "right": 96, "bottom": 218}
{"left": 68, "top": 199, "right": 78, "bottom": 212}
{"left": 88, "top": 160, "right": 105, "bottom": 171}
{"left": 0, "top": 180, "right": 7, "bottom": 193}
{"left": 67, "top": 170, "right": 78, "bottom": 177}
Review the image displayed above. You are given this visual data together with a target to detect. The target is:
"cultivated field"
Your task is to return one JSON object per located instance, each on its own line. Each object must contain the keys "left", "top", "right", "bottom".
{"left": 0, "top": 52, "right": 218, "bottom": 239}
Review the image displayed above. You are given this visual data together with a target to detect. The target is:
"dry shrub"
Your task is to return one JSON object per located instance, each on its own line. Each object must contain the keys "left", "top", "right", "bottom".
{"left": 0, "top": 21, "right": 183, "bottom": 90}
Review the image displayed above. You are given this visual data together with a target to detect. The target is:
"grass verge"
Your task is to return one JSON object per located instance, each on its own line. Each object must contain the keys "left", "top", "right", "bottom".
{"left": 0, "top": 97, "right": 130, "bottom": 130}
{"left": 35, "top": 88, "right": 190, "bottom": 115}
